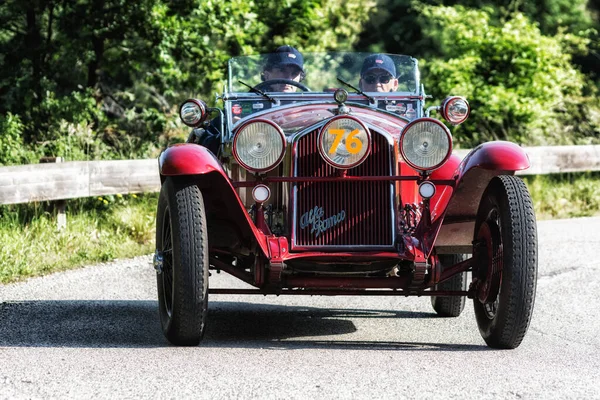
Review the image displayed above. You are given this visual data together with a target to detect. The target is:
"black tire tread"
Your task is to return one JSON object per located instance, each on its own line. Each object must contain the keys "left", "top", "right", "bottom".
{"left": 157, "top": 177, "right": 209, "bottom": 346}
{"left": 474, "top": 175, "right": 537, "bottom": 349}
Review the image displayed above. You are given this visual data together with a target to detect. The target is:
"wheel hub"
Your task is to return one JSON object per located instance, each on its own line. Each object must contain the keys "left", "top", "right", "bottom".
{"left": 153, "top": 251, "right": 164, "bottom": 274}
{"left": 475, "top": 219, "right": 503, "bottom": 304}
{"left": 483, "top": 298, "right": 499, "bottom": 320}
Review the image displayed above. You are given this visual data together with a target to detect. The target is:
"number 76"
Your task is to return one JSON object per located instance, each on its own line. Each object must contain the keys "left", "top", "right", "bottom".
{"left": 328, "top": 129, "right": 363, "bottom": 155}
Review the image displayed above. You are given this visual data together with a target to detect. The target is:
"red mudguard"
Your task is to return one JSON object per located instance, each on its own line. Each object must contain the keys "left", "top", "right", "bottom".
{"left": 430, "top": 141, "right": 530, "bottom": 218}
{"left": 158, "top": 144, "right": 270, "bottom": 257}
{"left": 457, "top": 141, "right": 530, "bottom": 175}
{"left": 159, "top": 143, "right": 223, "bottom": 176}
{"left": 429, "top": 141, "right": 530, "bottom": 254}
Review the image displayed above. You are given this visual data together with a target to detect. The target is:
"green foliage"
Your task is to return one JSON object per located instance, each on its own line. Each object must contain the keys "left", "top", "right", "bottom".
{"left": 358, "top": 0, "right": 597, "bottom": 60}
{"left": 147, "top": 0, "right": 265, "bottom": 101}
{"left": 151, "top": 0, "right": 374, "bottom": 102}
{"left": 524, "top": 172, "right": 600, "bottom": 219}
{"left": 255, "top": 0, "right": 375, "bottom": 52}
{"left": 0, "top": 0, "right": 374, "bottom": 163}
{"left": 513, "top": 0, "right": 595, "bottom": 36}
{"left": 37, "top": 89, "right": 100, "bottom": 131}
{"left": 0, "top": 194, "right": 157, "bottom": 283}
{"left": 419, "top": 6, "right": 599, "bottom": 147}
{"left": 0, "top": 113, "right": 38, "bottom": 165}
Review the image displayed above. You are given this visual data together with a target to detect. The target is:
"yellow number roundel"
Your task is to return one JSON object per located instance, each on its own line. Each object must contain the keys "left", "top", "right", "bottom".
{"left": 318, "top": 116, "right": 371, "bottom": 169}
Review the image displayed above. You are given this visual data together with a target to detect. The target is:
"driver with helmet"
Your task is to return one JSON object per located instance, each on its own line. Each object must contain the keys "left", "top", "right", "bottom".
{"left": 191, "top": 46, "right": 305, "bottom": 154}
{"left": 261, "top": 45, "right": 306, "bottom": 92}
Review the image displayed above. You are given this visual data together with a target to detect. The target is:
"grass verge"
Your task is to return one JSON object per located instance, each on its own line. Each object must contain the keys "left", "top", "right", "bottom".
{"left": 0, "top": 172, "right": 599, "bottom": 284}
{"left": 523, "top": 172, "right": 600, "bottom": 220}
{"left": 0, "top": 193, "right": 156, "bottom": 283}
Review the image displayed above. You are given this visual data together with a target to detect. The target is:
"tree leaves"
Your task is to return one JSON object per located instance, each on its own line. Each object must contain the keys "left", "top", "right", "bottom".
{"left": 0, "top": 0, "right": 597, "bottom": 165}
{"left": 420, "top": 5, "right": 598, "bottom": 146}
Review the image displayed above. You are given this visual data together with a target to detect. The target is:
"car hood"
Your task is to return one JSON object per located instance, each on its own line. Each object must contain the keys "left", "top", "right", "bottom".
{"left": 235, "top": 103, "right": 409, "bottom": 137}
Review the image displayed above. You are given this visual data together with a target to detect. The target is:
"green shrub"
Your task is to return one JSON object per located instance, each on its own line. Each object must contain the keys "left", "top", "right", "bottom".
{"left": 419, "top": 6, "right": 599, "bottom": 148}
{"left": 0, "top": 113, "right": 39, "bottom": 166}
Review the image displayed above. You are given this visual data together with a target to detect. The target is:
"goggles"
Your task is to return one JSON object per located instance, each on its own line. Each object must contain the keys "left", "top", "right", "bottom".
{"left": 363, "top": 74, "right": 393, "bottom": 84}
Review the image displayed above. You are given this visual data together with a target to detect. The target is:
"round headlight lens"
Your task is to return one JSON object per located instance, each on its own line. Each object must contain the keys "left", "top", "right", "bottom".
{"left": 180, "top": 99, "right": 207, "bottom": 127}
{"left": 442, "top": 97, "right": 470, "bottom": 125}
{"left": 400, "top": 118, "right": 452, "bottom": 171}
{"left": 318, "top": 116, "right": 371, "bottom": 169}
{"left": 233, "top": 120, "right": 285, "bottom": 173}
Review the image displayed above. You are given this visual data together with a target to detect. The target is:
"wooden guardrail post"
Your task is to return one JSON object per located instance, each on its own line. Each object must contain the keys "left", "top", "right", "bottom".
{"left": 39, "top": 157, "right": 67, "bottom": 230}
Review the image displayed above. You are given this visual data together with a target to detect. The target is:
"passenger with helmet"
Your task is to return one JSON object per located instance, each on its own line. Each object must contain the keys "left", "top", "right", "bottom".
{"left": 359, "top": 54, "right": 399, "bottom": 92}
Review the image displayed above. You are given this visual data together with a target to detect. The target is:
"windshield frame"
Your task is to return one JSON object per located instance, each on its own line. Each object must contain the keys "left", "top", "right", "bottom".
{"left": 226, "top": 52, "right": 420, "bottom": 96}
{"left": 220, "top": 53, "right": 424, "bottom": 142}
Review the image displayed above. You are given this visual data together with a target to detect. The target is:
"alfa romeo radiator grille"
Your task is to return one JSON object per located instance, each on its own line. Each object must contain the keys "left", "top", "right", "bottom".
{"left": 294, "top": 129, "right": 394, "bottom": 247}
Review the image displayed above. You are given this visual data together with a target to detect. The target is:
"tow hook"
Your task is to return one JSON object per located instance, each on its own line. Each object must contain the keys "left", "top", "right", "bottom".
{"left": 153, "top": 251, "right": 163, "bottom": 274}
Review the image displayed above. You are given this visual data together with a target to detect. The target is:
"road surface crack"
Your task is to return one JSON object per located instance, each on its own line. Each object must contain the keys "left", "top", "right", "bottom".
{"left": 538, "top": 266, "right": 598, "bottom": 279}
{"left": 530, "top": 327, "right": 600, "bottom": 349}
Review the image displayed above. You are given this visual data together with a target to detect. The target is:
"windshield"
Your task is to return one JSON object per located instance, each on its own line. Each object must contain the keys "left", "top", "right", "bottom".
{"left": 227, "top": 52, "right": 418, "bottom": 94}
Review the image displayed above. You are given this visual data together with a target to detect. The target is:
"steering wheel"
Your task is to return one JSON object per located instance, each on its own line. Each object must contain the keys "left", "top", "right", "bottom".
{"left": 253, "top": 79, "right": 311, "bottom": 92}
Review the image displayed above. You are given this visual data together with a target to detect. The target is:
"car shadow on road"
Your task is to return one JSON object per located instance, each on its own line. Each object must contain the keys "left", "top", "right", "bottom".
{"left": 0, "top": 300, "right": 164, "bottom": 348}
{"left": 0, "top": 300, "right": 486, "bottom": 351}
{"left": 203, "top": 301, "right": 487, "bottom": 351}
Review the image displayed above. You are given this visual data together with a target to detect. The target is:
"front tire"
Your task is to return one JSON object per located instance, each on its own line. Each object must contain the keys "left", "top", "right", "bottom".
{"left": 156, "top": 177, "right": 209, "bottom": 345}
{"left": 431, "top": 254, "right": 468, "bottom": 317}
{"left": 473, "top": 175, "right": 537, "bottom": 349}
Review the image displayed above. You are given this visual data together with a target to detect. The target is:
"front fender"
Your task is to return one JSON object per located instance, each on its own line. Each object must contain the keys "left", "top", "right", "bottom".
{"left": 458, "top": 141, "right": 530, "bottom": 175}
{"left": 158, "top": 144, "right": 270, "bottom": 258}
{"left": 159, "top": 143, "right": 223, "bottom": 177}
{"left": 447, "top": 141, "right": 529, "bottom": 217}
{"left": 432, "top": 141, "right": 530, "bottom": 218}
{"left": 433, "top": 141, "right": 530, "bottom": 253}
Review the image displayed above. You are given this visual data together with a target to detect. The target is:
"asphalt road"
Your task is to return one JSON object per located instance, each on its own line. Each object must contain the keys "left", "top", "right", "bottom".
{"left": 1, "top": 217, "right": 599, "bottom": 399}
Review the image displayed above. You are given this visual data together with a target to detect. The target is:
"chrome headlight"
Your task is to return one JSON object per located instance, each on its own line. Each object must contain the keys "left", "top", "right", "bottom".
{"left": 400, "top": 118, "right": 452, "bottom": 171}
{"left": 179, "top": 99, "right": 208, "bottom": 127}
{"left": 441, "top": 96, "right": 470, "bottom": 125}
{"left": 233, "top": 119, "right": 286, "bottom": 173}
{"left": 318, "top": 116, "right": 371, "bottom": 169}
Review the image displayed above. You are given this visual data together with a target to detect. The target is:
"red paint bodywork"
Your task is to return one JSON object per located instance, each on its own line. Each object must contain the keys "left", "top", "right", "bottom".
{"left": 428, "top": 141, "right": 530, "bottom": 222}
{"left": 433, "top": 141, "right": 530, "bottom": 254}
{"left": 159, "top": 143, "right": 223, "bottom": 176}
{"left": 247, "top": 104, "right": 406, "bottom": 136}
{"left": 159, "top": 144, "right": 270, "bottom": 257}
{"left": 159, "top": 105, "right": 530, "bottom": 291}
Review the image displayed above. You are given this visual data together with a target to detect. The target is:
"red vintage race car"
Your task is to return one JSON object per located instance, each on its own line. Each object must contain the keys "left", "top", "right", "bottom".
{"left": 153, "top": 51, "right": 537, "bottom": 348}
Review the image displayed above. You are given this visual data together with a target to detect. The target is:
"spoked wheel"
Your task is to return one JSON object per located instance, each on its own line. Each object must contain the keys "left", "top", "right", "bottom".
{"left": 159, "top": 207, "right": 174, "bottom": 318}
{"left": 431, "top": 254, "right": 468, "bottom": 317}
{"left": 473, "top": 175, "right": 537, "bottom": 349}
{"left": 155, "top": 177, "right": 209, "bottom": 346}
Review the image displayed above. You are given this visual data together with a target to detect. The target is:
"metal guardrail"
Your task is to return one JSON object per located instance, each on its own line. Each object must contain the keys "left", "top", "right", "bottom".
{"left": 1, "top": 145, "right": 599, "bottom": 206}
